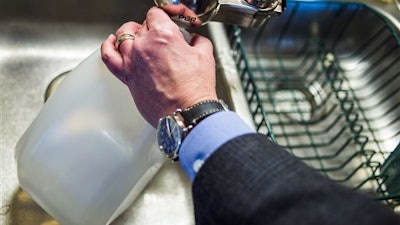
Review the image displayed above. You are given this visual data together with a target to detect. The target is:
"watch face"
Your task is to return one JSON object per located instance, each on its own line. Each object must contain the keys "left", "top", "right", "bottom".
{"left": 157, "top": 116, "right": 184, "bottom": 159}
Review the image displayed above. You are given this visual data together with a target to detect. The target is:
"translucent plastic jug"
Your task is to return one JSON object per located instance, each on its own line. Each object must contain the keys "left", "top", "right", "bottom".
{"left": 15, "top": 49, "right": 164, "bottom": 225}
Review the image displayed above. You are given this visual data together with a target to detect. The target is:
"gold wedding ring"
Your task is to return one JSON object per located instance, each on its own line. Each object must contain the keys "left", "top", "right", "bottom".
{"left": 115, "top": 33, "right": 135, "bottom": 50}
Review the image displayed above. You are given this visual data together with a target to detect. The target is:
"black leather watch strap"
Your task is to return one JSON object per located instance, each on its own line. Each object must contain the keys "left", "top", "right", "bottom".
{"left": 180, "top": 100, "right": 226, "bottom": 126}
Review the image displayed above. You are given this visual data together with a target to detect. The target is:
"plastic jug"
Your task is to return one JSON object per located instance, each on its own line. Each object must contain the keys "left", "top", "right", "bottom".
{"left": 15, "top": 49, "right": 164, "bottom": 225}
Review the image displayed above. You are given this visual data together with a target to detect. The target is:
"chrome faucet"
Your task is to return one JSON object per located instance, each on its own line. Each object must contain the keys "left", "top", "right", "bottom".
{"left": 154, "top": 0, "right": 286, "bottom": 28}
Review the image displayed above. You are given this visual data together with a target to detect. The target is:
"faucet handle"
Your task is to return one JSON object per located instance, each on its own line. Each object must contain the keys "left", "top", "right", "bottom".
{"left": 154, "top": 0, "right": 286, "bottom": 28}
{"left": 245, "top": 0, "right": 281, "bottom": 10}
{"left": 213, "top": 0, "right": 285, "bottom": 28}
{"left": 154, "top": 0, "right": 219, "bottom": 28}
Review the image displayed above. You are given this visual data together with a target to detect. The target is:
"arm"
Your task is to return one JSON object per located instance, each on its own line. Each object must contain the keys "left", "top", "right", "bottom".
{"left": 192, "top": 132, "right": 399, "bottom": 225}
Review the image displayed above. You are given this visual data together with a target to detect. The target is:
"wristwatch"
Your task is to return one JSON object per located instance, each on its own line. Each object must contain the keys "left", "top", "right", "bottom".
{"left": 156, "top": 99, "right": 229, "bottom": 161}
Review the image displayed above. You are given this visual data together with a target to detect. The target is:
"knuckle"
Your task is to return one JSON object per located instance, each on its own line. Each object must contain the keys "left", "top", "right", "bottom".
{"left": 101, "top": 51, "right": 111, "bottom": 63}
{"left": 116, "top": 21, "right": 138, "bottom": 35}
{"left": 125, "top": 21, "right": 138, "bottom": 27}
{"left": 147, "top": 7, "right": 160, "bottom": 18}
{"left": 151, "top": 26, "right": 176, "bottom": 41}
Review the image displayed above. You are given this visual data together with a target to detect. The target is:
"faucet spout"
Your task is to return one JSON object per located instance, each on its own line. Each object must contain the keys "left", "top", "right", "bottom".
{"left": 155, "top": 0, "right": 286, "bottom": 28}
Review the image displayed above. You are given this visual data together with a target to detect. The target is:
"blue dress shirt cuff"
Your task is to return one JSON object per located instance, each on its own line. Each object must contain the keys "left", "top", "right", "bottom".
{"left": 179, "top": 111, "right": 255, "bottom": 180}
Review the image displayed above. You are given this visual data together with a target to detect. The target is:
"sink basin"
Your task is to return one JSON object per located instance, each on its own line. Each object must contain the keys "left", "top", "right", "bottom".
{"left": 0, "top": 0, "right": 199, "bottom": 224}
{"left": 221, "top": 0, "right": 400, "bottom": 206}
{"left": 0, "top": 0, "right": 254, "bottom": 224}
{"left": 1, "top": 0, "right": 399, "bottom": 224}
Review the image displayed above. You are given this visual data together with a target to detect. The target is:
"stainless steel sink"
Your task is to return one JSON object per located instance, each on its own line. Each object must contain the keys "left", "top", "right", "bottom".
{"left": 0, "top": 1, "right": 197, "bottom": 224}
{"left": 217, "top": 0, "right": 400, "bottom": 207}
{"left": 0, "top": 0, "right": 255, "bottom": 224}
{"left": 1, "top": 0, "right": 399, "bottom": 224}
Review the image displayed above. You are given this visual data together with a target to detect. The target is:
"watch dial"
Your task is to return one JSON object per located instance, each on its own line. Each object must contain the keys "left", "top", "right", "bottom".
{"left": 157, "top": 116, "right": 183, "bottom": 157}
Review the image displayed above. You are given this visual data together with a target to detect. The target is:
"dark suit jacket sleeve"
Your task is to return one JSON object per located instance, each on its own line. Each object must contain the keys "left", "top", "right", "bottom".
{"left": 192, "top": 133, "right": 399, "bottom": 225}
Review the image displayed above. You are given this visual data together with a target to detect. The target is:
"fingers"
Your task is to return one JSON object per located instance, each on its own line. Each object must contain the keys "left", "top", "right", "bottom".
{"left": 101, "top": 34, "right": 124, "bottom": 77}
{"left": 115, "top": 21, "right": 142, "bottom": 37}
{"left": 146, "top": 7, "right": 180, "bottom": 33}
{"left": 115, "top": 21, "right": 142, "bottom": 55}
{"left": 101, "top": 21, "right": 141, "bottom": 85}
{"left": 136, "top": 20, "right": 149, "bottom": 38}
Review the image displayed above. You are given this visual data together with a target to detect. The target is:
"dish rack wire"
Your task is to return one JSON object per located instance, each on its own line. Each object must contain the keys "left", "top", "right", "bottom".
{"left": 227, "top": 0, "right": 400, "bottom": 206}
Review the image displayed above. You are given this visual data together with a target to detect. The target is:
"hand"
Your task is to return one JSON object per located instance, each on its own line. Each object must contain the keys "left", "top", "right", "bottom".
{"left": 101, "top": 7, "right": 218, "bottom": 128}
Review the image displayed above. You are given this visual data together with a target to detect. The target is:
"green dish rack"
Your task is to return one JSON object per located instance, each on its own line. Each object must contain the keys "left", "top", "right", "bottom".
{"left": 227, "top": 0, "right": 400, "bottom": 207}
